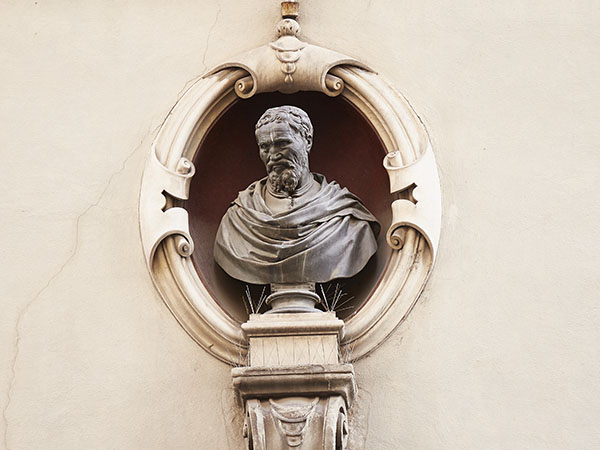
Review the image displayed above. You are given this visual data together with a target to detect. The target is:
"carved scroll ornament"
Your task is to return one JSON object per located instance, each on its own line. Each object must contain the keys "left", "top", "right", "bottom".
{"left": 139, "top": 16, "right": 441, "bottom": 364}
{"left": 209, "top": 18, "right": 367, "bottom": 98}
{"left": 138, "top": 6, "right": 441, "bottom": 449}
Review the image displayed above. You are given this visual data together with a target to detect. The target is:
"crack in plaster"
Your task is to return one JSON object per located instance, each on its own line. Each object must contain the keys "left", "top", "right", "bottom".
{"left": 14, "top": 211, "right": 79, "bottom": 218}
{"left": 1, "top": 131, "right": 150, "bottom": 450}
{"left": 150, "top": 3, "right": 221, "bottom": 141}
{"left": 201, "top": 3, "right": 221, "bottom": 74}
{"left": 3, "top": 8, "right": 225, "bottom": 448}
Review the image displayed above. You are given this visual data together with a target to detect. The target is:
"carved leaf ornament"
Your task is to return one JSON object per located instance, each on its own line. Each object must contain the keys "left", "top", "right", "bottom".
{"left": 139, "top": 18, "right": 441, "bottom": 364}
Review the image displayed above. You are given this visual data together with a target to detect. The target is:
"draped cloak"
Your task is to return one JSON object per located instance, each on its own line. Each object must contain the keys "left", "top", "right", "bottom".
{"left": 214, "top": 174, "right": 380, "bottom": 284}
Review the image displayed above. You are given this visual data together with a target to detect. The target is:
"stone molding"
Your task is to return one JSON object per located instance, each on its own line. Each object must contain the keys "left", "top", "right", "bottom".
{"left": 232, "top": 364, "right": 356, "bottom": 406}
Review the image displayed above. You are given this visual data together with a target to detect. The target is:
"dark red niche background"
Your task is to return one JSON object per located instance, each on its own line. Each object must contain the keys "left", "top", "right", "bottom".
{"left": 187, "top": 91, "right": 392, "bottom": 322}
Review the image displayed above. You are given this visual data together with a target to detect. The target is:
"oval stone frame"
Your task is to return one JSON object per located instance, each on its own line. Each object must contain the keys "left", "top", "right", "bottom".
{"left": 139, "top": 20, "right": 441, "bottom": 365}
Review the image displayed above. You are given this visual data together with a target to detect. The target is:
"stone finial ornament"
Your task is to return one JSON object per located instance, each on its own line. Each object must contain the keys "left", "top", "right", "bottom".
{"left": 280, "top": 0, "right": 299, "bottom": 19}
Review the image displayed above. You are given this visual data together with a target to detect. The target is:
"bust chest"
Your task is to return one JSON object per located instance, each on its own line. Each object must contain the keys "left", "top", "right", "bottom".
{"left": 263, "top": 178, "right": 320, "bottom": 215}
{"left": 264, "top": 194, "right": 295, "bottom": 215}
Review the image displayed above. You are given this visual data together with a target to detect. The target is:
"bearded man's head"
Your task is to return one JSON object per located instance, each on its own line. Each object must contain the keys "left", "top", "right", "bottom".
{"left": 255, "top": 106, "right": 313, "bottom": 195}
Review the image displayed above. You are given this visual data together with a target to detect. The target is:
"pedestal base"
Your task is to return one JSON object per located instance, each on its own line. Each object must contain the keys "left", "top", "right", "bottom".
{"left": 265, "top": 283, "right": 321, "bottom": 313}
{"left": 233, "top": 313, "right": 355, "bottom": 450}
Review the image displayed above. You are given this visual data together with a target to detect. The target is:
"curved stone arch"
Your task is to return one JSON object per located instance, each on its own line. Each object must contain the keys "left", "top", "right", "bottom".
{"left": 139, "top": 22, "right": 441, "bottom": 365}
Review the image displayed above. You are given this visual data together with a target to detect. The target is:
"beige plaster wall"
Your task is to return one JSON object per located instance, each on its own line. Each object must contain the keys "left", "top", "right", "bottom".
{"left": 1, "top": 1, "right": 598, "bottom": 449}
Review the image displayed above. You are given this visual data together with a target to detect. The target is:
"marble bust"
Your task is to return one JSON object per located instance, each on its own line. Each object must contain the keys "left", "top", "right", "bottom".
{"left": 214, "top": 105, "right": 380, "bottom": 285}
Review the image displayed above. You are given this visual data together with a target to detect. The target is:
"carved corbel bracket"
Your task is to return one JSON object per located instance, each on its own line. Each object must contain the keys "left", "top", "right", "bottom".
{"left": 242, "top": 396, "right": 348, "bottom": 450}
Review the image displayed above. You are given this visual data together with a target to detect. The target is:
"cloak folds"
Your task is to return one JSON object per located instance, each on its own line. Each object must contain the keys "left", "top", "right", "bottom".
{"left": 214, "top": 174, "right": 380, "bottom": 284}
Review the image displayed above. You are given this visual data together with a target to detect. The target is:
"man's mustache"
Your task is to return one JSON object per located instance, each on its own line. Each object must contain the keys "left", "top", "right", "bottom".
{"left": 267, "top": 159, "right": 295, "bottom": 172}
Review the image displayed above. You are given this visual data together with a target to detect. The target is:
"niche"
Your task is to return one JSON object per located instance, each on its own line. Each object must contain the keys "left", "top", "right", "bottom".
{"left": 187, "top": 91, "right": 392, "bottom": 322}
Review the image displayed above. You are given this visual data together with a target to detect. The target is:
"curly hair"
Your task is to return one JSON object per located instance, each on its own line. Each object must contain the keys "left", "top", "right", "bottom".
{"left": 255, "top": 105, "right": 313, "bottom": 146}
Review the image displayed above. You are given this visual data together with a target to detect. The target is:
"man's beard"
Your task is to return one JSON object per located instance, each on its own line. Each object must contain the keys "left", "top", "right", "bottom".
{"left": 267, "top": 152, "right": 309, "bottom": 196}
{"left": 268, "top": 166, "right": 301, "bottom": 195}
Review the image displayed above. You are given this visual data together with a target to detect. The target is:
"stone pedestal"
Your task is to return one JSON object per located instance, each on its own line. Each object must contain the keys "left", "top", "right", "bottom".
{"left": 232, "top": 312, "right": 356, "bottom": 450}
{"left": 265, "top": 283, "right": 321, "bottom": 314}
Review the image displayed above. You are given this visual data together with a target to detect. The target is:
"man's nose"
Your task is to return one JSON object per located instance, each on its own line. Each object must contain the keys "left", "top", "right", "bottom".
{"left": 269, "top": 147, "right": 283, "bottom": 160}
